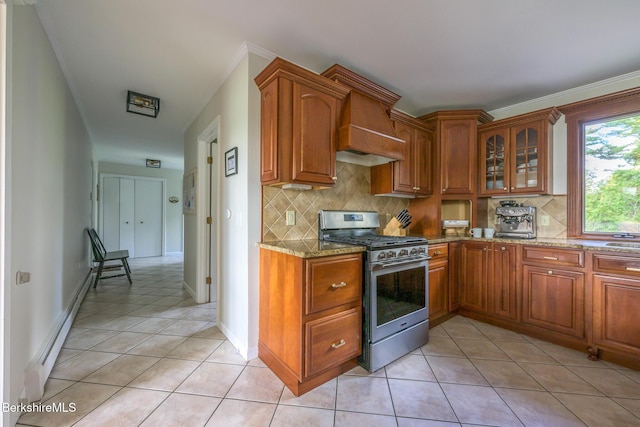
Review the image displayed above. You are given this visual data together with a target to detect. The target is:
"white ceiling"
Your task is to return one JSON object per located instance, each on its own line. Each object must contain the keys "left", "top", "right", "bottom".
{"left": 35, "top": 0, "right": 640, "bottom": 171}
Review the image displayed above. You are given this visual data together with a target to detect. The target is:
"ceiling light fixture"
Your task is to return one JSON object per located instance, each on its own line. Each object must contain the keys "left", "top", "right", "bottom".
{"left": 127, "top": 90, "right": 160, "bottom": 118}
{"left": 146, "top": 159, "right": 161, "bottom": 168}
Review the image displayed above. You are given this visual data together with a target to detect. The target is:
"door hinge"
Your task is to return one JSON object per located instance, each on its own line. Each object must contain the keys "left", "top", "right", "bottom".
{"left": 207, "top": 156, "right": 213, "bottom": 164}
{"left": 206, "top": 276, "right": 212, "bottom": 285}
{"left": 206, "top": 216, "right": 213, "bottom": 224}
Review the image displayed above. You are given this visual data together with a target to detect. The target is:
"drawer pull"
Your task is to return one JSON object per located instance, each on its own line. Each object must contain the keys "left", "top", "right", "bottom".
{"left": 432, "top": 251, "right": 442, "bottom": 256}
{"left": 626, "top": 267, "right": 640, "bottom": 272}
{"left": 331, "top": 339, "right": 346, "bottom": 349}
{"left": 543, "top": 256, "right": 558, "bottom": 260}
{"left": 331, "top": 281, "right": 347, "bottom": 289}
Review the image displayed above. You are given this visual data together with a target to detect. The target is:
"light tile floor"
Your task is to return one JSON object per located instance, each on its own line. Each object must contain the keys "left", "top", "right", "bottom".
{"left": 17, "top": 255, "right": 640, "bottom": 426}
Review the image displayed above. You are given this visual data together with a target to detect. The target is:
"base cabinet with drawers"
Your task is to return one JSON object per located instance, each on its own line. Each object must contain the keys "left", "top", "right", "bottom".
{"left": 591, "top": 252, "right": 640, "bottom": 364}
{"left": 452, "top": 242, "right": 640, "bottom": 369}
{"left": 521, "top": 246, "right": 586, "bottom": 340}
{"left": 259, "top": 249, "right": 362, "bottom": 396}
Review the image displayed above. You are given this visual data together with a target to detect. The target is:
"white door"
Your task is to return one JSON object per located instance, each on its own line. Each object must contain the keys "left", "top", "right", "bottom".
{"left": 101, "top": 175, "right": 163, "bottom": 258}
{"left": 102, "top": 177, "right": 121, "bottom": 252}
{"left": 134, "top": 179, "right": 163, "bottom": 257}
{"left": 119, "top": 178, "right": 135, "bottom": 254}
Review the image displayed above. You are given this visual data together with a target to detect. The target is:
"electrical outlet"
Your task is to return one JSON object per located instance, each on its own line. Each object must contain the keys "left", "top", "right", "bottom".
{"left": 540, "top": 215, "right": 550, "bottom": 226}
{"left": 16, "top": 271, "right": 31, "bottom": 285}
{"left": 285, "top": 210, "right": 296, "bottom": 226}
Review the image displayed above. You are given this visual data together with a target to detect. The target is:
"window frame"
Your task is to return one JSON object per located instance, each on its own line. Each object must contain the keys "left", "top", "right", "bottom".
{"left": 560, "top": 87, "right": 640, "bottom": 240}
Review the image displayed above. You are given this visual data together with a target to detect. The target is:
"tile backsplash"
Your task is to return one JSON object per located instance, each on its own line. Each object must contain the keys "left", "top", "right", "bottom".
{"left": 485, "top": 195, "right": 568, "bottom": 238}
{"left": 262, "top": 162, "right": 409, "bottom": 241}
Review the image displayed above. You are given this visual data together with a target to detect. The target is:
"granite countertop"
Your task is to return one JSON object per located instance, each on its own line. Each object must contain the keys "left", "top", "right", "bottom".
{"left": 424, "top": 235, "right": 640, "bottom": 253}
{"left": 257, "top": 239, "right": 366, "bottom": 258}
{"left": 259, "top": 236, "right": 640, "bottom": 258}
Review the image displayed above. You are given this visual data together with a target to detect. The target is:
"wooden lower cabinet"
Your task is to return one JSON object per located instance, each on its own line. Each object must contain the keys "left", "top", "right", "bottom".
{"left": 490, "top": 244, "right": 518, "bottom": 320}
{"left": 521, "top": 265, "right": 585, "bottom": 339}
{"left": 591, "top": 252, "right": 640, "bottom": 365}
{"left": 460, "top": 241, "right": 490, "bottom": 313}
{"left": 592, "top": 275, "right": 640, "bottom": 356}
{"left": 428, "top": 243, "right": 449, "bottom": 325}
{"left": 259, "top": 249, "right": 362, "bottom": 396}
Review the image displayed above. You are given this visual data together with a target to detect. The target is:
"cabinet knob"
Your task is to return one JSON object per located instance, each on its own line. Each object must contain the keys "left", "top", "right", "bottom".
{"left": 331, "top": 339, "right": 346, "bottom": 349}
{"left": 331, "top": 281, "right": 347, "bottom": 289}
{"left": 503, "top": 187, "right": 507, "bottom": 190}
{"left": 332, "top": 176, "right": 338, "bottom": 181}
{"left": 413, "top": 186, "right": 420, "bottom": 191}
{"left": 501, "top": 246, "right": 506, "bottom": 251}
{"left": 483, "top": 247, "right": 488, "bottom": 251}
{"left": 548, "top": 270, "right": 553, "bottom": 275}
{"left": 433, "top": 251, "right": 441, "bottom": 256}
{"left": 511, "top": 187, "right": 515, "bottom": 190}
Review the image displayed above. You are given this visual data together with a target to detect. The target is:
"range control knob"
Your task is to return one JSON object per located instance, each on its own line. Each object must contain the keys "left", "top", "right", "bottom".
{"left": 399, "top": 249, "right": 409, "bottom": 257}
{"left": 418, "top": 247, "right": 426, "bottom": 254}
{"left": 377, "top": 252, "right": 386, "bottom": 261}
{"left": 410, "top": 248, "right": 418, "bottom": 256}
{"left": 387, "top": 251, "right": 396, "bottom": 259}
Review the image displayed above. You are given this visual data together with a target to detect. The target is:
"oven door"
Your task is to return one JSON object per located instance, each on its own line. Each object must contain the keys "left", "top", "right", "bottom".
{"left": 368, "top": 258, "right": 429, "bottom": 343}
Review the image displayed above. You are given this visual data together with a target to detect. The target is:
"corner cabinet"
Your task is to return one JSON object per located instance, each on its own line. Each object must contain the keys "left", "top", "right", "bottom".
{"left": 478, "top": 107, "right": 561, "bottom": 196}
{"left": 258, "top": 249, "right": 362, "bottom": 396}
{"left": 370, "top": 110, "right": 433, "bottom": 197}
{"left": 419, "top": 110, "right": 493, "bottom": 196}
{"left": 255, "top": 57, "right": 350, "bottom": 188}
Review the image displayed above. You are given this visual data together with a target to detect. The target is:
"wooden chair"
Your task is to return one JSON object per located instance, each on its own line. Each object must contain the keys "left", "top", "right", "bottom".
{"left": 87, "top": 228, "right": 133, "bottom": 288}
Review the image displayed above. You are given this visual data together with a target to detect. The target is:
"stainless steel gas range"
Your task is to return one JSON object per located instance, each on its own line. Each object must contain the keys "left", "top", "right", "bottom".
{"left": 318, "top": 210, "right": 430, "bottom": 372}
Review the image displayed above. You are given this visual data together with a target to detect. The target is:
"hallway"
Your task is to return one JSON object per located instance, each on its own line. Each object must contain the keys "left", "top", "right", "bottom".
{"left": 16, "top": 255, "right": 640, "bottom": 426}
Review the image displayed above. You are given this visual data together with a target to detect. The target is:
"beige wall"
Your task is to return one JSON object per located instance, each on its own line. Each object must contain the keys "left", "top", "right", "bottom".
{"left": 263, "top": 161, "right": 410, "bottom": 241}
{"left": 5, "top": 4, "right": 94, "bottom": 419}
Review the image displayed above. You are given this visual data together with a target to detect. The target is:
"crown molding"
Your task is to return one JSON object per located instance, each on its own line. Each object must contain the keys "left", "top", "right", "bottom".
{"left": 489, "top": 69, "right": 640, "bottom": 119}
{"left": 12, "top": 0, "right": 38, "bottom": 4}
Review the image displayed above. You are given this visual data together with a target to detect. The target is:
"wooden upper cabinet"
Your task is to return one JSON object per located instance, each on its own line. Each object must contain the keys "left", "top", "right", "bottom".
{"left": 370, "top": 110, "right": 432, "bottom": 197}
{"left": 478, "top": 107, "right": 561, "bottom": 196}
{"left": 255, "top": 58, "right": 349, "bottom": 188}
{"left": 419, "top": 110, "right": 493, "bottom": 196}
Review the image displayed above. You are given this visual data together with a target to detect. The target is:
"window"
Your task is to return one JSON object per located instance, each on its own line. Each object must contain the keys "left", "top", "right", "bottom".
{"left": 561, "top": 87, "right": 640, "bottom": 239}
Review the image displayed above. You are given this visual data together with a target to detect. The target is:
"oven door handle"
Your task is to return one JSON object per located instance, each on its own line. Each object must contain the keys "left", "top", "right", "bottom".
{"left": 371, "top": 257, "right": 431, "bottom": 271}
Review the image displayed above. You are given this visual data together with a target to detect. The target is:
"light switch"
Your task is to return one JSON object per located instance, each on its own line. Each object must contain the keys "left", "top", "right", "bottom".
{"left": 286, "top": 210, "right": 296, "bottom": 226}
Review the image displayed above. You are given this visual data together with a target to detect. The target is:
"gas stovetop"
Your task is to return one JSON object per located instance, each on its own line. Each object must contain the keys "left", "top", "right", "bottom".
{"left": 324, "top": 234, "right": 427, "bottom": 249}
{"left": 318, "top": 210, "right": 428, "bottom": 250}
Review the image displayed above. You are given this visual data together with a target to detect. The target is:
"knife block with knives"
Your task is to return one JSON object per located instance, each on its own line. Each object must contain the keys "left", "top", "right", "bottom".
{"left": 383, "top": 209, "right": 411, "bottom": 236}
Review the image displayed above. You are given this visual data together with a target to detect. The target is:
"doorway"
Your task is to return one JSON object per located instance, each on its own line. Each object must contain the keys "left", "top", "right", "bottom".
{"left": 100, "top": 174, "right": 165, "bottom": 258}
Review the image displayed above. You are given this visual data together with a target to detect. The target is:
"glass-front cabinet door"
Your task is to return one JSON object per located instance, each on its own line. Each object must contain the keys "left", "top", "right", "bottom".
{"left": 479, "top": 128, "right": 509, "bottom": 194}
{"left": 510, "top": 121, "right": 544, "bottom": 193}
{"left": 478, "top": 108, "right": 559, "bottom": 196}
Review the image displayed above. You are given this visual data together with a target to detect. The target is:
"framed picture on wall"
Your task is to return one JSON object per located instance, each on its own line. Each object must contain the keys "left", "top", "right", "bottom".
{"left": 225, "top": 147, "right": 238, "bottom": 177}
{"left": 183, "top": 168, "right": 196, "bottom": 214}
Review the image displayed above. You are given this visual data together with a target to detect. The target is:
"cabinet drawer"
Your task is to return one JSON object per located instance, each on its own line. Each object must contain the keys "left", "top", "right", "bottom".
{"left": 429, "top": 243, "right": 448, "bottom": 260}
{"left": 593, "top": 253, "right": 640, "bottom": 277}
{"left": 305, "top": 308, "right": 361, "bottom": 377}
{"left": 522, "top": 246, "right": 584, "bottom": 268}
{"left": 305, "top": 255, "right": 362, "bottom": 315}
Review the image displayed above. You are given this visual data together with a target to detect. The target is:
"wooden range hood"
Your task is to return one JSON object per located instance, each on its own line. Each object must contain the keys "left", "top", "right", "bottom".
{"left": 322, "top": 65, "right": 405, "bottom": 161}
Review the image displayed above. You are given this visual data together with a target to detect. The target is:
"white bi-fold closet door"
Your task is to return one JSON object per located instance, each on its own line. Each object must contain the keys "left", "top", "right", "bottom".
{"left": 102, "top": 176, "right": 163, "bottom": 258}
